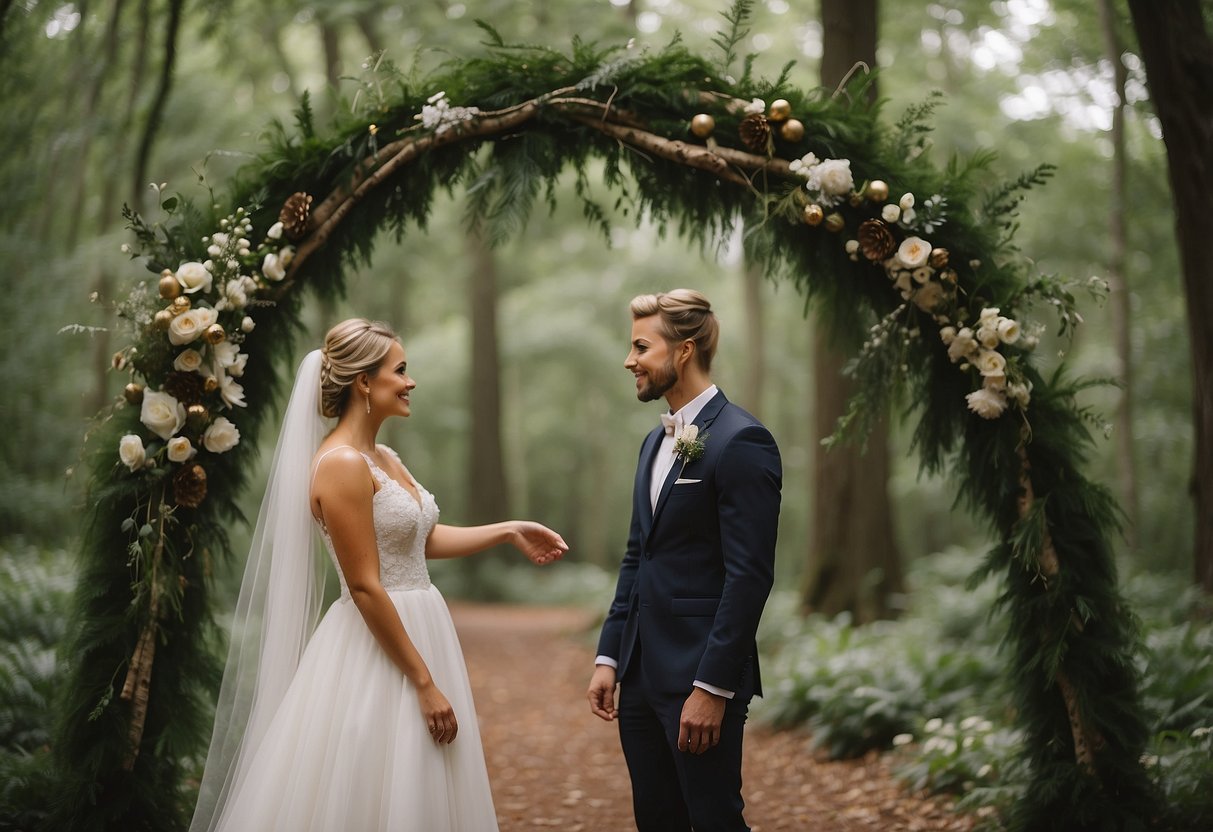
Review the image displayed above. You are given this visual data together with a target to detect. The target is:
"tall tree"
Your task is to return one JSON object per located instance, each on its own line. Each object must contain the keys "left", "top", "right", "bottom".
{"left": 802, "top": 0, "right": 905, "bottom": 623}
{"left": 466, "top": 226, "right": 509, "bottom": 527}
{"left": 1125, "top": 0, "right": 1213, "bottom": 592}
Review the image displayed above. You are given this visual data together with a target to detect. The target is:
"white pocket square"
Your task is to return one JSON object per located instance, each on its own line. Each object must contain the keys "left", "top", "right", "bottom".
{"left": 674, "top": 478, "right": 701, "bottom": 484}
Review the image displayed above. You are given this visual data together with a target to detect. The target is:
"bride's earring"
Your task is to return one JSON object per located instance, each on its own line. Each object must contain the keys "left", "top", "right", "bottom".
{"left": 364, "top": 388, "right": 371, "bottom": 414}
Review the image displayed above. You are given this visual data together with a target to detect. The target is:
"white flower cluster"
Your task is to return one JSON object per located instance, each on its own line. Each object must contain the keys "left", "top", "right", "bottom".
{"left": 791, "top": 151, "right": 854, "bottom": 207}
{"left": 416, "top": 91, "right": 481, "bottom": 135}
{"left": 940, "top": 307, "right": 1032, "bottom": 419}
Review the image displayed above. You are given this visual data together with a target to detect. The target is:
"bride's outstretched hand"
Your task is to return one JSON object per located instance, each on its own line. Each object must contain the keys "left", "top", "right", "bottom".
{"left": 511, "top": 521, "right": 568, "bottom": 566}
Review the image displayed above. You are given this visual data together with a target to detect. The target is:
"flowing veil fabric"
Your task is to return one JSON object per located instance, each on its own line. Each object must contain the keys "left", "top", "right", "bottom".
{"left": 190, "top": 350, "right": 330, "bottom": 832}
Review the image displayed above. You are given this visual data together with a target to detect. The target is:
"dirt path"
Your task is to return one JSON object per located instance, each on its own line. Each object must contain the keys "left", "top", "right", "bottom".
{"left": 451, "top": 603, "right": 973, "bottom": 832}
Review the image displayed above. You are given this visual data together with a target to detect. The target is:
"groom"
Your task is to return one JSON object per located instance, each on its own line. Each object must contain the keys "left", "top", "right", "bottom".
{"left": 588, "top": 289, "right": 782, "bottom": 832}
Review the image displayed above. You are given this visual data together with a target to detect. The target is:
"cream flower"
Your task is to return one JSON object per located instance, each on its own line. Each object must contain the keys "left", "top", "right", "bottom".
{"left": 140, "top": 390, "right": 186, "bottom": 440}
{"left": 167, "top": 436, "right": 196, "bottom": 462}
{"left": 744, "top": 97, "right": 766, "bottom": 115}
{"left": 679, "top": 424, "right": 699, "bottom": 444}
{"left": 979, "top": 306, "right": 1001, "bottom": 324}
{"left": 810, "top": 158, "right": 854, "bottom": 197}
{"left": 279, "top": 246, "right": 295, "bottom": 269}
{"left": 217, "top": 373, "right": 246, "bottom": 409}
{"left": 241, "top": 316, "right": 255, "bottom": 333}
{"left": 173, "top": 348, "right": 204, "bottom": 373}
{"left": 266, "top": 221, "right": 284, "bottom": 240}
{"left": 845, "top": 239, "right": 859, "bottom": 254}
{"left": 175, "top": 261, "right": 213, "bottom": 295}
{"left": 977, "top": 326, "right": 1001, "bottom": 349}
{"left": 966, "top": 387, "right": 1007, "bottom": 419}
{"left": 203, "top": 416, "right": 240, "bottom": 453}
{"left": 983, "top": 373, "right": 1007, "bottom": 391}
{"left": 1008, "top": 382, "right": 1032, "bottom": 408}
{"left": 939, "top": 326, "right": 957, "bottom": 345}
{"left": 899, "top": 192, "right": 915, "bottom": 211}
{"left": 212, "top": 341, "right": 240, "bottom": 369}
{"left": 118, "top": 434, "right": 146, "bottom": 471}
{"left": 912, "top": 266, "right": 933, "bottom": 284}
{"left": 947, "top": 328, "right": 978, "bottom": 363}
{"left": 261, "top": 252, "right": 287, "bottom": 282}
{"left": 975, "top": 349, "right": 1007, "bottom": 376}
{"left": 912, "top": 282, "right": 945, "bottom": 312}
{"left": 168, "top": 307, "right": 218, "bottom": 346}
{"left": 997, "top": 317, "right": 1021, "bottom": 344}
{"left": 881, "top": 204, "right": 901, "bottom": 223}
{"left": 896, "top": 236, "right": 931, "bottom": 269}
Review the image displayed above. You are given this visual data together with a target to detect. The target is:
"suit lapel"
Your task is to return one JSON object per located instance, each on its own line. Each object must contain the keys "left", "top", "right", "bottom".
{"left": 637, "top": 426, "right": 664, "bottom": 540}
{"left": 649, "top": 391, "right": 728, "bottom": 533}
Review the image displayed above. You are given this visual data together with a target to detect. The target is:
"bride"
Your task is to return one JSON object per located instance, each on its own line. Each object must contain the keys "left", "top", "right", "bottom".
{"left": 190, "top": 318, "right": 567, "bottom": 832}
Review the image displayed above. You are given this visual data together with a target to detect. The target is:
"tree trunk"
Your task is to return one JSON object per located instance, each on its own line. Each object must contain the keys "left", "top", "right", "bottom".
{"left": 741, "top": 252, "right": 765, "bottom": 418}
{"left": 1099, "top": 0, "right": 1139, "bottom": 551}
{"left": 1125, "top": 0, "right": 1213, "bottom": 592}
{"left": 130, "top": 0, "right": 183, "bottom": 213}
{"left": 802, "top": 0, "right": 904, "bottom": 623}
{"left": 466, "top": 227, "right": 509, "bottom": 527}
{"left": 320, "top": 21, "right": 341, "bottom": 94}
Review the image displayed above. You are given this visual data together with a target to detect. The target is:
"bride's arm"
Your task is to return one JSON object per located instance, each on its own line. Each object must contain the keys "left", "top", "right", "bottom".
{"left": 314, "top": 450, "right": 456, "bottom": 738}
{"left": 425, "top": 521, "right": 568, "bottom": 564}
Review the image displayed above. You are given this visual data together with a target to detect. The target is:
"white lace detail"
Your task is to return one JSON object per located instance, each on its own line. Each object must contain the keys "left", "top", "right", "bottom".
{"left": 316, "top": 446, "right": 438, "bottom": 597}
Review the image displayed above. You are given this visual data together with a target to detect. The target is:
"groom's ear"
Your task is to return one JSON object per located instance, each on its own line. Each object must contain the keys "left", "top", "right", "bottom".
{"left": 676, "top": 339, "right": 696, "bottom": 369}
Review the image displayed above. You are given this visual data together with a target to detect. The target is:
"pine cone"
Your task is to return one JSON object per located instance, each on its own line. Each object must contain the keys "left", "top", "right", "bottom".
{"left": 162, "top": 371, "right": 205, "bottom": 406}
{"left": 173, "top": 463, "right": 208, "bottom": 508}
{"left": 857, "top": 219, "right": 897, "bottom": 262}
{"left": 738, "top": 113, "right": 771, "bottom": 153}
{"left": 278, "top": 191, "right": 313, "bottom": 241}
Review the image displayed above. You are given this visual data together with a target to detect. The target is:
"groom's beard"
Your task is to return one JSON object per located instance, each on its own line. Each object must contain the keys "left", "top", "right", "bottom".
{"left": 637, "top": 357, "right": 678, "bottom": 402}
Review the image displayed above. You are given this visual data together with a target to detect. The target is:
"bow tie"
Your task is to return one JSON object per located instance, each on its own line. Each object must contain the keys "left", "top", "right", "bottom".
{"left": 661, "top": 412, "right": 680, "bottom": 436}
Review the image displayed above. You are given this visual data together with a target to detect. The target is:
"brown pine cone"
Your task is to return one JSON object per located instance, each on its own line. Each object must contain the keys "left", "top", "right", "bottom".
{"left": 162, "top": 371, "right": 205, "bottom": 406}
{"left": 278, "top": 191, "right": 313, "bottom": 240}
{"left": 173, "top": 463, "right": 208, "bottom": 508}
{"left": 857, "top": 219, "right": 897, "bottom": 262}
{"left": 738, "top": 113, "right": 771, "bottom": 153}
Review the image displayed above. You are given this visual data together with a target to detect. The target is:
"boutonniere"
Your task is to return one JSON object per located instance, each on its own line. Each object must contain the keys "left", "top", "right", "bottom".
{"left": 672, "top": 424, "right": 707, "bottom": 475}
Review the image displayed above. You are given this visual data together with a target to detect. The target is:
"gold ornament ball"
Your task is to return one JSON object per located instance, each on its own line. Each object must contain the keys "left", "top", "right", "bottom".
{"left": 690, "top": 113, "right": 716, "bottom": 138}
{"left": 123, "top": 383, "right": 144, "bottom": 405}
{"left": 186, "top": 403, "right": 209, "bottom": 428}
{"left": 929, "top": 247, "right": 950, "bottom": 269}
{"left": 171, "top": 296, "right": 191, "bottom": 316}
{"left": 203, "top": 323, "right": 226, "bottom": 345}
{"left": 866, "top": 179, "right": 890, "bottom": 202}
{"left": 802, "top": 204, "right": 825, "bottom": 226}
{"left": 158, "top": 274, "right": 182, "bottom": 300}
{"left": 204, "top": 376, "right": 220, "bottom": 393}
{"left": 779, "top": 118, "right": 805, "bottom": 143}
{"left": 824, "top": 212, "right": 846, "bottom": 233}
{"left": 768, "top": 99, "right": 792, "bottom": 121}
{"left": 154, "top": 309, "right": 174, "bottom": 330}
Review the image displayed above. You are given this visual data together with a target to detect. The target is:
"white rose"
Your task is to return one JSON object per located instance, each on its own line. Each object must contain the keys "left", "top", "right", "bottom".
{"left": 166, "top": 436, "right": 196, "bottom": 462}
{"left": 224, "top": 280, "right": 248, "bottom": 309}
{"left": 947, "top": 328, "right": 977, "bottom": 363}
{"left": 175, "top": 261, "right": 213, "bottom": 295}
{"left": 975, "top": 349, "right": 1007, "bottom": 376}
{"left": 899, "top": 192, "right": 915, "bottom": 211}
{"left": 897, "top": 237, "right": 931, "bottom": 268}
{"left": 241, "top": 316, "right": 255, "bottom": 333}
{"left": 977, "top": 326, "right": 1001, "bottom": 348}
{"left": 266, "top": 221, "right": 284, "bottom": 240}
{"left": 218, "top": 374, "right": 246, "bottom": 408}
{"left": 262, "top": 252, "right": 286, "bottom": 282}
{"left": 140, "top": 390, "right": 186, "bottom": 440}
{"left": 203, "top": 416, "right": 241, "bottom": 453}
{"left": 979, "top": 306, "right": 1001, "bottom": 323}
{"left": 168, "top": 307, "right": 218, "bottom": 345}
{"left": 939, "top": 326, "right": 957, "bottom": 345}
{"left": 997, "top": 317, "right": 1021, "bottom": 344}
{"left": 679, "top": 424, "right": 699, "bottom": 443}
{"left": 881, "top": 203, "right": 901, "bottom": 223}
{"left": 173, "top": 349, "right": 204, "bottom": 373}
{"left": 811, "top": 158, "right": 854, "bottom": 196}
{"left": 118, "top": 434, "right": 146, "bottom": 471}
{"left": 966, "top": 387, "right": 1008, "bottom": 419}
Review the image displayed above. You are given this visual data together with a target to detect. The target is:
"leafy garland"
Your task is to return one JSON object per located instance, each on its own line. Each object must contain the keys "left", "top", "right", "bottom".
{"left": 50, "top": 9, "right": 1156, "bottom": 831}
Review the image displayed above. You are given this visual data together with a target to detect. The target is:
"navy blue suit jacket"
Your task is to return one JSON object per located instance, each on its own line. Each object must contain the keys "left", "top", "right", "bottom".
{"left": 596, "top": 390, "right": 782, "bottom": 700}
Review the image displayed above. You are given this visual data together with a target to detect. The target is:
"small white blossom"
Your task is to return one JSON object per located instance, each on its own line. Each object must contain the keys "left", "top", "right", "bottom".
{"left": 881, "top": 203, "right": 901, "bottom": 223}
{"left": 744, "top": 97, "right": 766, "bottom": 115}
{"left": 899, "top": 192, "right": 915, "bottom": 211}
{"left": 266, "top": 221, "right": 284, "bottom": 240}
{"left": 966, "top": 387, "right": 1008, "bottom": 419}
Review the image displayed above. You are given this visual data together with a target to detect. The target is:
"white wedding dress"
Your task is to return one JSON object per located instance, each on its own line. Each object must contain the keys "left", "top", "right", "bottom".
{"left": 211, "top": 447, "right": 498, "bottom": 831}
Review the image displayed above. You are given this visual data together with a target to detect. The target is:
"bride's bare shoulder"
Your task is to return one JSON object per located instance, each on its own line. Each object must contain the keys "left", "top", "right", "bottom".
{"left": 311, "top": 445, "right": 369, "bottom": 483}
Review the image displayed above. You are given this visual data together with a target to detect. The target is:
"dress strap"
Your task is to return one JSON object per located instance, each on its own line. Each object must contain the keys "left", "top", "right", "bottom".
{"left": 310, "top": 445, "right": 375, "bottom": 490}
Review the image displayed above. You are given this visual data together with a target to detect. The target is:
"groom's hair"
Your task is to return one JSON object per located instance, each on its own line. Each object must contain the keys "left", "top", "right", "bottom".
{"left": 630, "top": 289, "right": 719, "bottom": 372}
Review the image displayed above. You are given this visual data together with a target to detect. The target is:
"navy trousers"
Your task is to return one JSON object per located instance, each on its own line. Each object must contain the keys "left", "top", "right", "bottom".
{"left": 618, "top": 648, "right": 750, "bottom": 832}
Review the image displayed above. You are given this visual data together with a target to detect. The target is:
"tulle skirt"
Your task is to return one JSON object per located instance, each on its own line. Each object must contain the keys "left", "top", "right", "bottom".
{"left": 214, "top": 584, "right": 498, "bottom": 832}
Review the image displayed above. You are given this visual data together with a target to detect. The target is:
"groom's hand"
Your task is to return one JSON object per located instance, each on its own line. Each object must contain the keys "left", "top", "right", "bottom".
{"left": 678, "top": 688, "right": 725, "bottom": 755}
{"left": 587, "top": 665, "right": 618, "bottom": 721}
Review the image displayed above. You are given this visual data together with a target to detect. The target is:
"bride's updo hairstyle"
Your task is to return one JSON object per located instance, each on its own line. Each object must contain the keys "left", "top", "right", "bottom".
{"left": 629, "top": 288, "right": 720, "bottom": 372}
{"left": 319, "top": 318, "right": 399, "bottom": 417}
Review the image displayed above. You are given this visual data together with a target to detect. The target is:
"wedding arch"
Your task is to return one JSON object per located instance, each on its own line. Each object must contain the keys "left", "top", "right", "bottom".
{"left": 53, "top": 19, "right": 1156, "bottom": 831}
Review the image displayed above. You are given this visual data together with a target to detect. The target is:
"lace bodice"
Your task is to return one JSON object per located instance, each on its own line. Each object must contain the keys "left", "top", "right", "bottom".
{"left": 316, "top": 446, "right": 438, "bottom": 597}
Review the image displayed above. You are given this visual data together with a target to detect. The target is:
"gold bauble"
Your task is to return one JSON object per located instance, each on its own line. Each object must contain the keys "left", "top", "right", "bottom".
{"left": 802, "top": 204, "right": 825, "bottom": 226}
{"left": 690, "top": 113, "right": 716, "bottom": 138}
{"left": 153, "top": 309, "right": 174, "bottom": 330}
{"left": 186, "top": 403, "right": 209, "bottom": 429}
{"left": 203, "top": 323, "right": 226, "bottom": 345}
{"left": 203, "top": 376, "right": 220, "bottom": 393}
{"left": 171, "top": 296, "right": 191, "bottom": 316}
{"left": 824, "top": 212, "right": 846, "bottom": 233}
{"left": 929, "top": 247, "right": 950, "bottom": 269}
{"left": 779, "top": 118, "right": 805, "bottom": 143}
{"left": 158, "top": 274, "right": 182, "bottom": 300}
{"left": 123, "top": 383, "right": 144, "bottom": 405}
{"left": 768, "top": 99, "right": 792, "bottom": 121}
{"left": 866, "top": 179, "right": 890, "bottom": 202}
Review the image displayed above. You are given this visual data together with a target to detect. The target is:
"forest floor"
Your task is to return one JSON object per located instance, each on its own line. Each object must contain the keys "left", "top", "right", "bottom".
{"left": 452, "top": 602, "right": 976, "bottom": 832}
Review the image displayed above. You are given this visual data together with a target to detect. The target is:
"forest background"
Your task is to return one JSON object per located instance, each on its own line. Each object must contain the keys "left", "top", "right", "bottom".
{"left": 1, "top": 0, "right": 1210, "bottom": 828}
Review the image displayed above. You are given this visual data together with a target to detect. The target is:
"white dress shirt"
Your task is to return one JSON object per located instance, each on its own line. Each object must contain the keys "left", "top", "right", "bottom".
{"left": 597, "top": 385, "right": 735, "bottom": 699}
